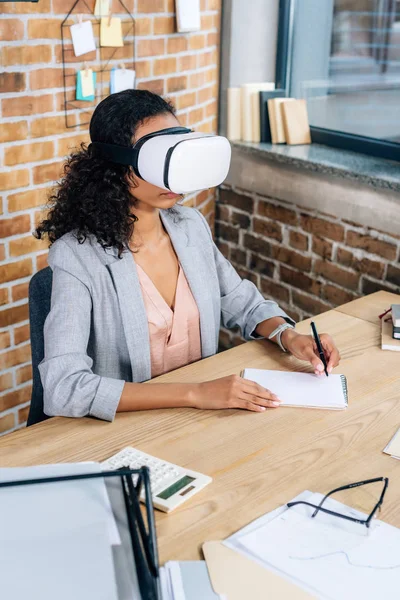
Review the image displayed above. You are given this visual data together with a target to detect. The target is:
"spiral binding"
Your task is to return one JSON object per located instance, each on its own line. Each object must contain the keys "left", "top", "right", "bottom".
{"left": 340, "top": 374, "right": 348, "bottom": 405}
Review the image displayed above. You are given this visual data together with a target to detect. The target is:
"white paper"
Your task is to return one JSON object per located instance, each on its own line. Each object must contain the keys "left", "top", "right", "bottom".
{"left": 0, "top": 462, "right": 121, "bottom": 545}
{"left": 227, "top": 492, "right": 400, "bottom": 600}
{"left": 94, "top": 0, "right": 110, "bottom": 17}
{"left": 243, "top": 369, "right": 347, "bottom": 409}
{"left": 0, "top": 463, "right": 119, "bottom": 600}
{"left": 176, "top": 0, "right": 201, "bottom": 32}
{"left": 70, "top": 20, "right": 96, "bottom": 57}
{"left": 111, "top": 68, "right": 135, "bottom": 94}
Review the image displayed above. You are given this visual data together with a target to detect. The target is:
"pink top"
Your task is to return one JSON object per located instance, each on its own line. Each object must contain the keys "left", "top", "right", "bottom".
{"left": 136, "top": 264, "right": 202, "bottom": 378}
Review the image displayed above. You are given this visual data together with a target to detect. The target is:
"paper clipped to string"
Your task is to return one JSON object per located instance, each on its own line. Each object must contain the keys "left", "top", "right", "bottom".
{"left": 70, "top": 18, "right": 96, "bottom": 57}
{"left": 100, "top": 16, "right": 123, "bottom": 47}
{"left": 76, "top": 69, "right": 96, "bottom": 101}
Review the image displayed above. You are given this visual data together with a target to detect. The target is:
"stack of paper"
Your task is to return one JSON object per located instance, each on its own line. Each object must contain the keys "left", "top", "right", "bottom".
{"left": 383, "top": 427, "right": 400, "bottom": 458}
{"left": 224, "top": 491, "right": 400, "bottom": 600}
{"left": 160, "top": 561, "right": 223, "bottom": 599}
{"left": 0, "top": 463, "right": 120, "bottom": 600}
{"left": 381, "top": 317, "right": 400, "bottom": 351}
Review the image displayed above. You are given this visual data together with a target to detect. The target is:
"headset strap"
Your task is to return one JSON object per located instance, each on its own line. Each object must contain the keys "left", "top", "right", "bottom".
{"left": 90, "top": 127, "right": 191, "bottom": 177}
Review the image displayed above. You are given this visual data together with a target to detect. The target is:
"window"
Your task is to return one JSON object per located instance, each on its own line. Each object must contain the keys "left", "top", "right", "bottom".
{"left": 277, "top": 0, "right": 400, "bottom": 160}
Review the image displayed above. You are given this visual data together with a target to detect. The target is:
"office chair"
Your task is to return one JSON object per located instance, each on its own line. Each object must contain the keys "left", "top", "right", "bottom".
{"left": 27, "top": 267, "right": 53, "bottom": 427}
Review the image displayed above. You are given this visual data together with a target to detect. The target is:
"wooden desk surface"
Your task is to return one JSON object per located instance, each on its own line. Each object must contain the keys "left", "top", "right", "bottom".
{"left": 0, "top": 292, "right": 399, "bottom": 563}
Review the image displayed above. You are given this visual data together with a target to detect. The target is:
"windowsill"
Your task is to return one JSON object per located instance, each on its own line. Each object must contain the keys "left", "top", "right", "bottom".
{"left": 232, "top": 141, "right": 400, "bottom": 193}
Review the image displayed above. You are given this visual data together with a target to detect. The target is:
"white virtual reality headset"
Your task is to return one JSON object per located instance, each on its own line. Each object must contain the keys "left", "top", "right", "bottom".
{"left": 90, "top": 126, "right": 231, "bottom": 194}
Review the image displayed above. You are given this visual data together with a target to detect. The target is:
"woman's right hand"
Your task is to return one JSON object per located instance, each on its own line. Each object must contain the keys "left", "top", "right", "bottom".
{"left": 192, "top": 375, "right": 282, "bottom": 412}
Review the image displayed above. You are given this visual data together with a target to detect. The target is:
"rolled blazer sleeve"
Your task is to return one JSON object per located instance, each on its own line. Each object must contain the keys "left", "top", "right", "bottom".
{"left": 196, "top": 210, "right": 295, "bottom": 339}
{"left": 39, "top": 240, "right": 125, "bottom": 421}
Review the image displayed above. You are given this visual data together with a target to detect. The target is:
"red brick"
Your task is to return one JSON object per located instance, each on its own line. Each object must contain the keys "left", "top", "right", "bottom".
{"left": 176, "top": 91, "right": 196, "bottom": 110}
{"left": 0, "top": 343, "right": 30, "bottom": 370}
{"left": 189, "top": 71, "right": 206, "bottom": 88}
{"left": 0, "top": 244, "right": 4, "bottom": 261}
{"left": 280, "top": 266, "right": 322, "bottom": 296}
{"left": 154, "top": 16, "right": 175, "bottom": 34}
{"left": 137, "top": 38, "right": 164, "bottom": 58}
{"left": 178, "top": 54, "right": 197, "bottom": 71}
{"left": 16, "top": 364, "right": 33, "bottom": 385}
{"left": 2, "top": 94, "right": 53, "bottom": 118}
{"left": 31, "top": 116, "right": 71, "bottom": 138}
{"left": 272, "top": 247, "right": 312, "bottom": 272}
{"left": 137, "top": 0, "right": 164, "bottom": 11}
{"left": 300, "top": 215, "right": 344, "bottom": 241}
{"left": 243, "top": 233, "right": 271, "bottom": 257}
{"left": 292, "top": 290, "right": 330, "bottom": 316}
{"left": 260, "top": 278, "right": 290, "bottom": 303}
{"left": 207, "top": 32, "right": 219, "bottom": 46}
{"left": 362, "top": 278, "right": 396, "bottom": 295}
{"left": 189, "top": 34, "right": 206, "bottom": 50}
{"left": 137, "top": 79, "right": 165, "bottom": 95}
{"left": 322, "top": 284, "right": 357, "bottom": 306}
{"left": 36, "top": 253, "right": 49, "bottom": 270}
{"left": 33, "top": 162, "right": 63, "bottom": 185}
{"left": 345, "top": 230, "right": 397, "bottom": 260}
{"left": 387, "top": 264, "right": 400, "bottom": 287}
{"left": 253, "top": 217, "right": 282, "bottom": 241}
{"left": 217, "top": 223, "right": 239, "bottom": 244}
{"left": 0, "top": 414, "right": 15, "bottom": 434}
{"left": 198, "top": 86, "right": 214, "bottom": 104}
{"left": 249, "top": 254, "right": 275, "bottom": 278}
{"left": 314, "top": 260, "right": 360, "bottom": 291}
{"left": 28, "top": 18, "right": 63, "bottom": 39}
{"left": 289, "top": 230, "right": 309, "bottom": 251}
{"left": 0, "top": 287, "right": 8, "bottom": 305}
{"left": 0, "top": 385, "right": 31, "bottom": 412}
{"left": 188, "top": 106, "right": 204, "bottom": 125}
{"left": 8, "top": 188, "right": 48, "bottom": 213}
{"left": 220, "top": 189, "right": 253, "bottom": 213}
{"left": 11, "top": 281, "right": 29, "bottom": 301}
{"left": 0, "top": 258, "right": 32, "bottom": 285}
{"left": 230, "top": 210, "right": 250, "bottom": 230}
{"left": 5, "top": 141, "right": 55, "bottom": 166}
{"left": 0, "top": 121, "right": 28, "bottom": 143}
{"left": 154, "top": 57, "right": 177, "bottom": 75}
{"left": 167, "top": 75, "right": 187, "bottom": 93}
{"left": 0, "top": 71, "right": 26, "bottom": 93}
{"left": 30, "top": 68, "right": 74, "bottom": 90}
{"left": 18, "top": 405, "right": 30, "bottom": 425}
{"left": 1, "top": 44, "right": 52, "bottom": 66}
{"left": 0, "top": 215, "right": 30, "bottom": 239}
{"left": 14, "top": 323, "right": 30, "bottom": 346}
{"left": 0, "top": 331, "right": 11, "bottom": 350}
{"left": 312, "top": 236, "right": 333, "bottom": 259}
{"left": 167, "top": 36, "right": 188, "bottom": 54}
{"left": 336, "top": 248, "right": 385, "bottom": 279}
{"left": 257, "top": 199, "right": 297, "bottom": 225}
{"left": 0, "top": 304, "right": 29, "bottom": 328}
{"left": 134, "top": 17, "right": 152, "bottom": 35}
{"left": 10, "top": 235, "right": 47, "bottom": 258}
{"left": 0, "top": 373, "right": 13, "bottom": 393}
{"left": 0, "top": 18, "right": 24, "bottom": 41}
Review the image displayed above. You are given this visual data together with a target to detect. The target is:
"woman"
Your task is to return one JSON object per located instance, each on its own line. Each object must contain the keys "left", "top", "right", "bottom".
{"left": 36, "top": 90, "right": 340, "bottom": 421}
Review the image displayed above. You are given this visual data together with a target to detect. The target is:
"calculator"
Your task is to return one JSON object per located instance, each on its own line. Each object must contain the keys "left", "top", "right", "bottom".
{"left": 102, "top": 446, "right": 212, "bottom": 513}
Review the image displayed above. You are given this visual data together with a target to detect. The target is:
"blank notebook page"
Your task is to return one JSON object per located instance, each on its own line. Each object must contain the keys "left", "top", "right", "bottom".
{"left": 243, "top": 369, "right": 348, "bottom": 409}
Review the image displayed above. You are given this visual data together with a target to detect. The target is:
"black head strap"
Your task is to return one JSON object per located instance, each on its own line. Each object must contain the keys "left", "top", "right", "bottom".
{"left": 89, "top": 127, "right": 191, "bottom": 177}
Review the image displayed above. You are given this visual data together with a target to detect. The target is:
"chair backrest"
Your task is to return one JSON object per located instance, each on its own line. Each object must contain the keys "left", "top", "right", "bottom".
{"left": 27, "top": 267, "right": 53, "bottom": 427}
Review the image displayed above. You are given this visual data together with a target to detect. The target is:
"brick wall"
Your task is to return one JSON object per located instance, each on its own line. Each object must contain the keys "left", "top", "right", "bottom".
{"left": 216, "top": 186, "right": 400, "bottom": 348}
{"left": 0, "top": 0, "right": 221, "bottom": 435}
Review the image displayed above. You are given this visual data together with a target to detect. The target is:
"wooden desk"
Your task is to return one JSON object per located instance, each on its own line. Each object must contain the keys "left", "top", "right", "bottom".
{"left": 0, "top": 291, "right": 399, "bottom": 563}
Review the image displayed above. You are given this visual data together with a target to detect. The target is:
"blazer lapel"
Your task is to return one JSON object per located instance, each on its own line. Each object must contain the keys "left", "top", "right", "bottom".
{"left": 107, "top": 251, "right": 151, "bottom": 382}
{"left": 161, "top": 210, "right": 216, "bottom": 358}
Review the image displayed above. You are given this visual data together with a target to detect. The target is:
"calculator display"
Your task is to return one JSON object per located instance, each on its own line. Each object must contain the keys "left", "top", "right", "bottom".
{"left": 157, "top": 475, "right": 195, "bottom": 500}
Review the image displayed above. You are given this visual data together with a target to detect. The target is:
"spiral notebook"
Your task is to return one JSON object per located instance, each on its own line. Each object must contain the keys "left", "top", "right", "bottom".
{"left": 242, "top": 369, "right": 348, "bottom": 410}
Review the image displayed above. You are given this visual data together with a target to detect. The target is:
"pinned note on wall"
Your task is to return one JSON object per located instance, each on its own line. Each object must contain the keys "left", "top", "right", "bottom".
{"left": 70, "top": 17, "right": 96, "bottom": 57}
{"left": 76, "top": 69, "right": 96, "bottom": 101}
{"left": 176, "top": 0, "right": 201, "bottom": 32}
{"left": 110, "top": 66, "right": 135, "bottom": 94}
{"left": 100, "top": 16, "right": 123, "bottom": 47}
{"left": 94, "top": 0, "right": 110, "bottom": 17}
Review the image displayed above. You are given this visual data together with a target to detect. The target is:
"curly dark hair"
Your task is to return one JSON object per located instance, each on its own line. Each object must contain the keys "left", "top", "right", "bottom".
{"left": 35, "top": 89, "right": 176, "bottom": 256}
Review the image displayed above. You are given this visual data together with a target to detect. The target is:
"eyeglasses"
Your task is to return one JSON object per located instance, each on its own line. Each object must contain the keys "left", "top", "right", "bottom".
{"left": 287, "top": 477, "right": 389, "bottom": 530}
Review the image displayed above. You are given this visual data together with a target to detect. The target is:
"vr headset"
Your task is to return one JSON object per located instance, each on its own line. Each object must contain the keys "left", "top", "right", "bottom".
{"left": 90, "top": 127, "right": 231, "bottom": 194}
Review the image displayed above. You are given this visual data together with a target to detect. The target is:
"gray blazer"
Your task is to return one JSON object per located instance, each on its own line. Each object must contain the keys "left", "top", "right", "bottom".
{"left": 39, "top": 206, "right": 293, "bottom": 421}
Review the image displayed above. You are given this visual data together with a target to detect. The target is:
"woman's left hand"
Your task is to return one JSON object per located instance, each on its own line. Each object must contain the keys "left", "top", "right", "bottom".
{"left": 281, "top": 329, "right": 341, "bottom": 375}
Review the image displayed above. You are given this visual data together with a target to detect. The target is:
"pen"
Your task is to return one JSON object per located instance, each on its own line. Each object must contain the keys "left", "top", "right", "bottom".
{"left": 310, "top": 321, "right": 328, "bottom": 377}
